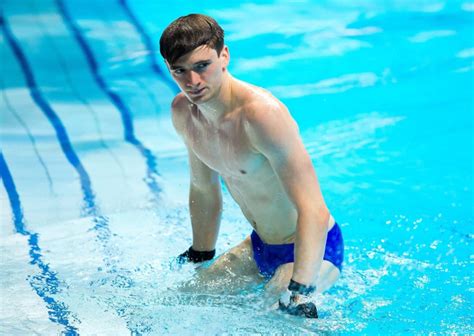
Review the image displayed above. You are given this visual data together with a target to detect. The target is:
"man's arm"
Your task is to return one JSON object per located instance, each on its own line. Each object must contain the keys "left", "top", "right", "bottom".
{"left": 187, "top": 149, "right": 222, "bottom": 251}
{"left": 245, "top": 101, "right": 330, "bottom": 286}
{"left": 171, "top": 96, "right": 222, "bottom": 255}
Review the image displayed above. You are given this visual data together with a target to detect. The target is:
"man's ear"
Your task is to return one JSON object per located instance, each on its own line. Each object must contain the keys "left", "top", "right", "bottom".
{"left": 220, "top": 45, "right": 230, "bottom": 70}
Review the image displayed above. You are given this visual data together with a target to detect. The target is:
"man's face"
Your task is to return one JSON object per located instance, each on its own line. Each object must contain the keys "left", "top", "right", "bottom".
{"left": 167, "top": 45, "right": 229, "bottom": 104}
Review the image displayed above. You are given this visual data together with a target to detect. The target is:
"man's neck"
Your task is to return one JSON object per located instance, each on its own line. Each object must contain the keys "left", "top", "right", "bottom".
{"left": 195, "top": 74, "right": 235, "bottom": 125}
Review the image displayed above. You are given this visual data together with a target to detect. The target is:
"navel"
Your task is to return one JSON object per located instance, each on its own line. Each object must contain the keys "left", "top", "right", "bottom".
{"left": 239, "top": 169, "right": 247, "bottom": 174}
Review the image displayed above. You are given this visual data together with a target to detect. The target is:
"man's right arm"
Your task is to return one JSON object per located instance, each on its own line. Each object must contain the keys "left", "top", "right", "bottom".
{"left": 187, "top": 150, "right": 222, "bottom": 252}
{"left": 171, "top": 95, "right": 222, "bottom": 261}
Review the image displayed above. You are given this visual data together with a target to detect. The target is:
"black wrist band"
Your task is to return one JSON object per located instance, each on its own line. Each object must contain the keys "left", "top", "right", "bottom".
{"left": 188, "top": 246, "right": 215, "bottom": 261}
{"left": 288, "top": 279, "right": 316, "bottom": 296}
{"left": 179, "top": 246, "right": 215, "bottom": 263}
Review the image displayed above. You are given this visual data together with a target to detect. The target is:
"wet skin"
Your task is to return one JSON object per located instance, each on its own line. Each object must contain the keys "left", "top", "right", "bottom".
{"left": 167, "top": 45, "right": 339, "bottom": 293}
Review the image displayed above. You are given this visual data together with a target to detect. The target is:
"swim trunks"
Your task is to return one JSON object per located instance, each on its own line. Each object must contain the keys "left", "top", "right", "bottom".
{"left": 250, "top": 222, "right": 344, "bottom": 278}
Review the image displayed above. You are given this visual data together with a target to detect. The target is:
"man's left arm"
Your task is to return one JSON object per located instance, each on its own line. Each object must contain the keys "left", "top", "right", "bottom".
{"left": 245, "top": 102, "right": 330, "bottom": 297}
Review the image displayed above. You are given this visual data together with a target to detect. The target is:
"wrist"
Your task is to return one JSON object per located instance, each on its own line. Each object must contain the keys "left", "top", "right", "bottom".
{"left": 187, "top": 246, "right": 215, "bottom": 262}
{"left": 191, "top": 244, "right": 215, "bottom": 252}
{"left": 288, "top": 279, "right": 316, "bottom": 296}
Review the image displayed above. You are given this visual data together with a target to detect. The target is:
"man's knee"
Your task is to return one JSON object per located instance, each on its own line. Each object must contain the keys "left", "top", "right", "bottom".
{"left": 207, "top": 236, "right": 254, "bottom": 271}
{"left": 266, "top": 260, "right": 341, "bottom": 294}
{"left": 316, "top": 260, "right": 340, "bottom": 293}
{"left": 274, "top": 263, "right": 294, "bottom": 279}
{"left": 265, "top": 263, "right": 294, "bottom": 294}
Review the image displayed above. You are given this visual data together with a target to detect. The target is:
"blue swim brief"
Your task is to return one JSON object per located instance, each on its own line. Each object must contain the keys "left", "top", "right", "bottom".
{"left": 250, "top": 222, "right": 344, "bottom": 278}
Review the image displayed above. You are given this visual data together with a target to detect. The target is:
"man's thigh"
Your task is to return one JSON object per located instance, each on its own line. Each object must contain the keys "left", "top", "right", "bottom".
{"left": 179, "top": 236, "right": 262, "bottom": 294}
{"left": 265, "top": 260, "right": 341, "bottom": 295}
{"left": 199, "top": 235, "right": 259, "bottom": 277}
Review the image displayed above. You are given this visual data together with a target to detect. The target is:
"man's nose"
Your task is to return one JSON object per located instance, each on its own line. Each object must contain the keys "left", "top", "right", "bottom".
{"left": 186, "top": 71, "right": 201, "bottom": 87}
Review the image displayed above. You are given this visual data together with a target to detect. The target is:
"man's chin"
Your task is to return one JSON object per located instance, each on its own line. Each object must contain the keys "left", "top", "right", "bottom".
{"left": 186, "top": 93, "right": 209, "bottom": 104}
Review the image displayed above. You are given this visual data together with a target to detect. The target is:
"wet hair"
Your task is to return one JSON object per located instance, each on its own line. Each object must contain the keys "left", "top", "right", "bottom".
{"left": 159, "top": 14, "right": 224, "bottom": 65}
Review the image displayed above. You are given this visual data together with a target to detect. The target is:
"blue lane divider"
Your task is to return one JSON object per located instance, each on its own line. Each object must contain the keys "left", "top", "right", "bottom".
{"left": 56, "top": 0, "right": 162, "bottom": 203}
{"left": 1, "top": 12, "right": 142, "bottom": 333}
{"left": 2, "top": 9, "right": 149, "bottom": 332}
{"left": 118, "top": 0, "right": 180, "bottom": 95}
{"left": 28, "top": 0, "right": 130, "bottom": 186}
{"left": 1, "top": 13, "right": 98, "bottom": 218}
{"left": 0, "top": 80, "right": 55, "bottom": 195}
{"left": 0, "top": 152, "right": 79, "bottom": 335}
{"left": 91, "top": 0, "right": 166, "bottom": 133}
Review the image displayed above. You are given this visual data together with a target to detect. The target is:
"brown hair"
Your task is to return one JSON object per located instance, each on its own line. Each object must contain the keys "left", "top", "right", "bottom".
{"left": 159, "top": 14, "right": 224, "bottom": 65}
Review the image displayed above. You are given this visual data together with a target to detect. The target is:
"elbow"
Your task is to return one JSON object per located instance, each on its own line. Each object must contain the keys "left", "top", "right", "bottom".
{"left": 297, "top": 205, "right": 330, "bottom": 229}
{"left": 190, "top": 179, "right": 220, "bottom": 194}
{"left": 190, "top": 182, "right": 222, "bottom": 204}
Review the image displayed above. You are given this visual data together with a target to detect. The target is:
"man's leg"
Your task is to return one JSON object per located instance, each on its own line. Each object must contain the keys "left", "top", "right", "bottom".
{"left": 266, "top": 218, "right": 343, "bottom": 296}
{"left": 264, "top": 261, "right": 340, "bottom": 296}
{"left": 178, "top": 235, "right": 262, "bottom": 294}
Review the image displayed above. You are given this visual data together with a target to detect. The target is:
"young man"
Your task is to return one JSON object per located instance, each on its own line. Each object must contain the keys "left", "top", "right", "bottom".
{"left": 160, "top": 14, "right": 344, "bottom": 318}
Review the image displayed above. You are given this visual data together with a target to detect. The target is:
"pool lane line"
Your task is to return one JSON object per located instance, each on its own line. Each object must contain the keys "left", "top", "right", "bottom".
{"left": 117, "top": 0, "right": 179, "bottom": 95}
{"left": 92, "top": 0, "right": 165, "bottom": 127}
{"left": 2, "top": 4, "right": 113, "bottom": 284}
{"left": 56, "top": 0, "right": 163, "bottom": 204}
{"left": 0, "top": 13, "right": 98, "bottom": 218}
{"left": 28, "top": 0, "right": 129, "bottom": 184}
{"left": 0, "top": 152, "right": 80, "bottom": 335}
{"left": 0, "top": 78, "right": 55, "bottom": 195}
{"left": 2, "top": 13, "right": 143, "bottom": 332}
{"left": 2, "top": 7, "right": 145, "bottom": 326}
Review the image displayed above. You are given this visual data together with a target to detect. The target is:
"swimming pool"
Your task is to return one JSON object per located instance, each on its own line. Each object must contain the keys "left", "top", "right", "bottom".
{"left": 1, "top": 0, "right": 472, "bottom": 334}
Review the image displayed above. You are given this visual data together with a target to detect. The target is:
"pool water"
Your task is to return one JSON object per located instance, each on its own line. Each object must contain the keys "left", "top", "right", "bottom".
{"left": 1, "top": 0, "right": 472, "bottom": 334}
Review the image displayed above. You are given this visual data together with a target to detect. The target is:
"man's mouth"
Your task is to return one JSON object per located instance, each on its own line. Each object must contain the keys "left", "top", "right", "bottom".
{"left": 188, "top": 88, "right": 206, "bottom": 95}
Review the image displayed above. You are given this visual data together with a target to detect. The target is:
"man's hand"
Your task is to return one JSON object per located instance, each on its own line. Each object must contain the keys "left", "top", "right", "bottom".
{"left": 278, "top": 279, "right": 318, "bottom": 318}
{"left": 176, "top": 246, "right": 216, "bottom": 264}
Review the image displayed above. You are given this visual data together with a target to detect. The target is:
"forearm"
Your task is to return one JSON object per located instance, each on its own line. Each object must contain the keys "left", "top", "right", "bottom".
{"left": 189, "top": 185, "right": 222, "bottom": 251}
{"left": 291, "top": 209, "right": 330, "bottom": 285}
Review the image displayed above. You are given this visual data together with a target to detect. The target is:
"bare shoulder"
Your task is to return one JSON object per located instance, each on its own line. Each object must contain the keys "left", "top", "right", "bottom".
{"left": 171, "top": 92, "right": 191, "bottom": 135}
{"left": 240, "top": 83, "right": 299, "bottom": 141}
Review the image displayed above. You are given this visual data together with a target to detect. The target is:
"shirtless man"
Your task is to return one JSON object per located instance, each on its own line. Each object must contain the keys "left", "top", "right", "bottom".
{"left": 160, "top": 14, "right": 344, "bottom": 318}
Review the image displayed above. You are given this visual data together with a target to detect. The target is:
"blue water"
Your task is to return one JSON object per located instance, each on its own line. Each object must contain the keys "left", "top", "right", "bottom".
{"left": 1, "top": 0, "right": 472, "bottom": 334}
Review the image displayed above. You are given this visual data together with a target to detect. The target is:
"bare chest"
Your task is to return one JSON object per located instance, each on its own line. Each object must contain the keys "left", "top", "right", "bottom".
{"left": 184, "top": 116, "right": 266, "bottom": 178}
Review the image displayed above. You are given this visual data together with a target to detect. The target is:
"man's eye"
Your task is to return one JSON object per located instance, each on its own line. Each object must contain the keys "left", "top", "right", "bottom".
{"left": 174, "top": 69, "right": 184, "bottom": 75}
{"left": 195, "top": 63, "right": 209, "bottom": 72}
